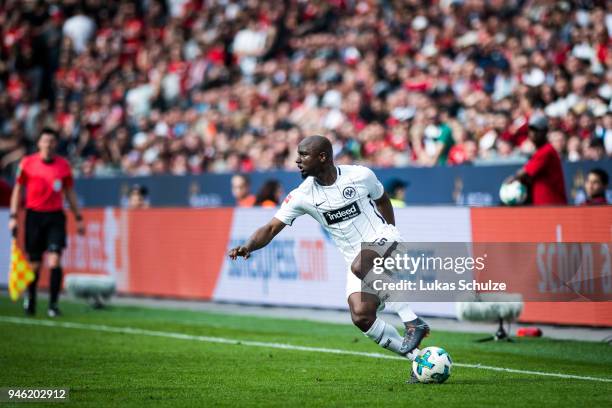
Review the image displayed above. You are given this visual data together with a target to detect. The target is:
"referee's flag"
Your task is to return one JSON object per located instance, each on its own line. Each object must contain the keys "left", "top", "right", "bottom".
{"left": 8, "top": 240, "right": 35, "bottom": 301}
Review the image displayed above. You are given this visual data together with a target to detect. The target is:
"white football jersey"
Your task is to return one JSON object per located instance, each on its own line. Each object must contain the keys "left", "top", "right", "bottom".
{"left": 274, "top": 165, "right": 390, "bottom": 263}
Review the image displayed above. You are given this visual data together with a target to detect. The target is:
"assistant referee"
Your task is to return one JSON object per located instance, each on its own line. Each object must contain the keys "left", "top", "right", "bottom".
{"left": 8, "top": 128, "right": 85, "bottom": 317}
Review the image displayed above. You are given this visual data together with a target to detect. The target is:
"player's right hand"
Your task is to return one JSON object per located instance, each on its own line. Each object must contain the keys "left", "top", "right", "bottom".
{"left": 503, "top": 175, "right": 517, "bottom": 185}
{"left": 8, "top": 218, "right": 17, "bottom": 238}
{"left": 228, "top": 246, "right": 250, "bottom": 260}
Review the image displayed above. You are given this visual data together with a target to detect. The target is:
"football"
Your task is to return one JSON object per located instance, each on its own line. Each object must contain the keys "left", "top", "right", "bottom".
{"left": 499, "top": 180, "right": 528, "bottom": 205}
{"left": 412, "top": 347, "right": 453, "bottom": 384}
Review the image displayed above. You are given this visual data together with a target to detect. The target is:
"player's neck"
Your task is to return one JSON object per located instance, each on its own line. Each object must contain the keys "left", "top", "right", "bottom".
{"left": 38, "top": 152, "right": 55, "bottom": 163}
{"left": 314, "top": 165, "right": 337, "bottom": 186}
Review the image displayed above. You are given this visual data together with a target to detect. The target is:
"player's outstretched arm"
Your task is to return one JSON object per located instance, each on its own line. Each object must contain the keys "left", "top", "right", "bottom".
{"left": 228, "top": 217, "right": 286, "bottom": 260}
{"left": 374, "top": 192, "right": 395, "bottom": 225}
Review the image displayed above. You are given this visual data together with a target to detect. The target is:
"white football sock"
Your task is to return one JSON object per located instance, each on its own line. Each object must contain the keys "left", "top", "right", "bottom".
{"left": 385, "top": 302, "right": 418, "bottom": 323}
{"left": 359, "top": 262, "right": 419, "bottom": 323}
{"left": 364, "top": 318, "right": 404, "bottom": 356}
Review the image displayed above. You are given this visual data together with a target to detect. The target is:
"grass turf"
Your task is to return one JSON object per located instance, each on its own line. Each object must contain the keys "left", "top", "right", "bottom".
{"left": 0, "top": 296, "right": 610, "bottom": 407}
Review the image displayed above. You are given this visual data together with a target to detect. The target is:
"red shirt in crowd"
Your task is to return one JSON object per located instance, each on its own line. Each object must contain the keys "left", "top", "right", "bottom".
{"left": 16, "top": 153, "right": 74, "bottom": 212}
{"left": 524, "top": 143, "right": 567, "bottom": 206}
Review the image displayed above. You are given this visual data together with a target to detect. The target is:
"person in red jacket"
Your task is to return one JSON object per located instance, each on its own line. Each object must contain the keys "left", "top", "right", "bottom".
{"left": 8, "top": 128, "right": 85, "bottom": 317}
{"left": 509, "top": 114, "right": 568, "bottom": 205}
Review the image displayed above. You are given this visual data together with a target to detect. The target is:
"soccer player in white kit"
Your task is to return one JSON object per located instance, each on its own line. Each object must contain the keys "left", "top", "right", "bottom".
{"left": 229, "top": 136, "right": 429, "bottom": 376}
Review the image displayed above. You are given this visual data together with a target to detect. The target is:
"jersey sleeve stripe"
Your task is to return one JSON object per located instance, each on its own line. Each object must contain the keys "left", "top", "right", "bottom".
{"left": 368, "top": 199, "right": 387, "bottom": 224}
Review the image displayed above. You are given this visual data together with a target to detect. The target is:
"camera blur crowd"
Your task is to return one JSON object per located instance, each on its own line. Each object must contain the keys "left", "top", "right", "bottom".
{"left": 0, "top": 0, "right": 611, "bottom": 179}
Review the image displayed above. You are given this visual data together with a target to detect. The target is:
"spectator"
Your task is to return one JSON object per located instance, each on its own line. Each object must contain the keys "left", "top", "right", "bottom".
{"left": 385, "top": 178, "right": 408, "bottom": 208}
{"left": 583, "top": 168, "right": 609, "bottom": 205}
{"left": 0, "top": 1, "right": 610, "bottom": 178}
{"left": 509, "top": 114, "right": 568, "bottom": 206}
{"left": 231, "top": 174, "right": 256, "bottom": 207}
{"left": 549, "top": 130, "right": 567, "bottom": 157}
{"left": 62, "top": 7, "right": 95, "bottom": 54}
{"left": 128, "top": 184, "right": 149, "bottom": 209}
{"left": 430, "top": 112, "right": 454, "bottom": 166}
{"left": 254, "top": 179, "right": 282, "bottom": 208}
{"left": 566, "top": 137, "right": 583, "bottom": 162}
{"left": 583, "top": 138, "right": 606, "bottom": 161}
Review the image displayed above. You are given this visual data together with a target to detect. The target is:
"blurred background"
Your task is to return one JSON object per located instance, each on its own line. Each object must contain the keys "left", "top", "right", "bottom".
{"left": 0, "top": 0, "right": 611, "bottom": 327}
{"left": 0, "top": 0, "right": 610, "bottom": 206}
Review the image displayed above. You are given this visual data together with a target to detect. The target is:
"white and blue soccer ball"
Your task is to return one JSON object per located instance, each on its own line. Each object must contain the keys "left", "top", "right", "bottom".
{"left": 499, "top": 180, "right": 527, "bottom": 206}
{"left": 412, "top": 346, "right": 453, "bottom": 384}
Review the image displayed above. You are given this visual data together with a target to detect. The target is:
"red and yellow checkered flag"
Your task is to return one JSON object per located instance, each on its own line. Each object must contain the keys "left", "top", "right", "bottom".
{"left": 8, "top": 239, "right": 35, "bottom": 301}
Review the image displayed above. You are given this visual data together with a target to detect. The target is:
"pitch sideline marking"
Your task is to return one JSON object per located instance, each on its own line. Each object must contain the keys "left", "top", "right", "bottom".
{"left": 1, "top": 316, "right": 611, "bottom": 383}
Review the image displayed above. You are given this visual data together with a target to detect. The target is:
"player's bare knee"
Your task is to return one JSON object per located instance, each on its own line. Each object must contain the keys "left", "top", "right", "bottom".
{"left": 350, "top": 257, "right": 363, "bottom": 279}
{"left": 348, "top": 294, "right": 377, "bottom": 331}
{"left": 351, "top": 249, "right": 380, "bottom": 279}
{"left": 350, "top": 308, "right": 376, "bottom": 331}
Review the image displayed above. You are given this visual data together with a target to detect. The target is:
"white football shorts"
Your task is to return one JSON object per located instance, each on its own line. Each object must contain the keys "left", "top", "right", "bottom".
{"left": 345, "top": 224, "right": 404, "bottom": 299}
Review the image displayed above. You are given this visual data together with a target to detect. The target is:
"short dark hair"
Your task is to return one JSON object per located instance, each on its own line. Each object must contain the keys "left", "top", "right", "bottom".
{"left": 385, "top": 178, "right": 409, "bottom": 194}
{"left": 301, "top": 135, "right": 333, "bottom": 162}
{"left": 38, "top": 127, "right": 59, "bottom": 140}
{"left": 129, "top": 184, "right": 149, "bottom": 197}
{"left": 588, "top": 168, "right": 609, "bottom": 186}
{"left": 588, "top": 138, "right": 605, "bottom": 149}
{"left": 255, "top": 179, "right": 281, "bottom": 205}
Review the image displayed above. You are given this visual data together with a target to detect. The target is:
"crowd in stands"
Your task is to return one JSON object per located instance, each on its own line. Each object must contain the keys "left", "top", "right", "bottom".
{"left": 0, "top": 0, "right": 611, "bottom": 178}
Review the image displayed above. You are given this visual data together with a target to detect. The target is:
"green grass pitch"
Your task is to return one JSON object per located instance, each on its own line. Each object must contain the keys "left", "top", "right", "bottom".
{"left": 0, "top": 296, "right": 610, "bottom": 407}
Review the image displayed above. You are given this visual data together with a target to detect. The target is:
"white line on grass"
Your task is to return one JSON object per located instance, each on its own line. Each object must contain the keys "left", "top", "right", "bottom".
{"left": 1, "top": 316, "right": 611, "bottom": 383}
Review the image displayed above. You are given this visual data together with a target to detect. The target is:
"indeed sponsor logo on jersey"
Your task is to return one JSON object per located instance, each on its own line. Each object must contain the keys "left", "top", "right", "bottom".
{"left": 323, "top": 202, "right": 361, "bottom": 225}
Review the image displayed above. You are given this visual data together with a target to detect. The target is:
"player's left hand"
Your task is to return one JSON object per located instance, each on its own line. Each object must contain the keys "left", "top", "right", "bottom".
{"left": 228, "top": 246, "right": 250, "bottom": 260}
{"left": 76, "top": 219, "right": 86, "bottom": 235}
